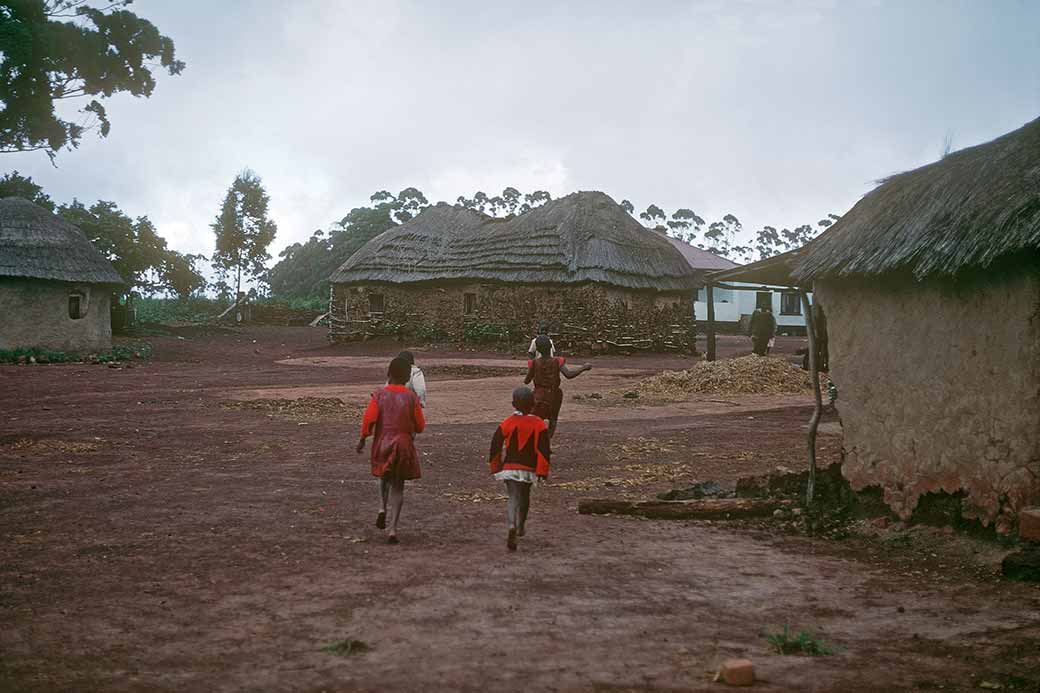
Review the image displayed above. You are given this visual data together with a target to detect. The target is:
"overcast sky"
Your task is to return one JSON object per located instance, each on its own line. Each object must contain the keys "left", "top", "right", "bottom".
{"left": 6, "top": 0, "right": 1040, "bottom": 262}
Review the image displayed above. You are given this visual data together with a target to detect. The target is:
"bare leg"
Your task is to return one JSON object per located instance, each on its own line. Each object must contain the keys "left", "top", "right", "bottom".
{"left": 547, "top": 418, "right": 558, "bottom": 440}
{"left": 376, "top": 478, "right": 389, "bottom": 528}
{"left": 517, "top": 482, "right": 532, "bottom": 536}
{"left": 505, "top": 480, "right": 519, "bottom": 550}
{"left": 387, "top": 477, "right": 405, "bottom": 542}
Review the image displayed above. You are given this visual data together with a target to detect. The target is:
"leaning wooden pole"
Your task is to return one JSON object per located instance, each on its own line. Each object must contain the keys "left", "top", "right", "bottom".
{"left": 706, "top": 283, "right": 717, "bottom": 362}
{"left": 800, "top": 290, "right": 822, "bottom": 506}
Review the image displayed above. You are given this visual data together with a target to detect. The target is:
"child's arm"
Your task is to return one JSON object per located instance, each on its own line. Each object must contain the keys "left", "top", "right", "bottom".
{"left": 357, "top": 394, "right": 380, "bottom": 453}
{"left": 412, "top": 394, "right": 426, "bottom": 434}
{"left": 488, "top": 424, "right": 505, "bottom": 474}
{"left": 535, "top": 419, "right": 552, "bottom": 480}
{"left": 560, "top": 357, "right": 591, "bottom": 379}
{"left": 523, "top": 360, "right": 535, "bottom": 385}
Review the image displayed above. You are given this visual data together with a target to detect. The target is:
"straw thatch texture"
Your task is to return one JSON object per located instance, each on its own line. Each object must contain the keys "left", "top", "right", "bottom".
{"left": 330, "top": 191, "right": 700, "bottom": 291}
{"left": 0, "top": 197, "right": 123, "bottom": 284}
{"left": 794, "top": 117, "right": 1040, "bottom": 281}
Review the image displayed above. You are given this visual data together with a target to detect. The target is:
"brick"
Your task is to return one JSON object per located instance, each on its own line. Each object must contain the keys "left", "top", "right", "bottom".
{"left": 1020, "top": 507, "right": 1040, "bottom": 542}
{"left": 331, "top": 282, "right": 696, "bottom": 352}
{"left": 716, "top": 658, "right": 755, "bottom": 687}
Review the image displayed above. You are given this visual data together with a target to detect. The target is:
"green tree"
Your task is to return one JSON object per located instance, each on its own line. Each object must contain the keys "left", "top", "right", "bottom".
{"left": 211, "top": 170, "right": 278, "bottom": 299}
{"left": 0, "top": 0, "right": 184, "bottom": 158}
{"left": 162, "top": 251, "right": 207, "bottom": 300}
{"left": 520, "top": 190, "right": 551, "bottom": 213}
{"left": 58, "top": 199, "right": 169, "bottom": 291}
{"left": 0, "top": 170, "right": 54, "bottom": 210}
{"left": 639, "top": 204, "right": 666, "bottom": 229}
{"left": 667, "top": 208, "right": 705, "bottom": 244}
{"left": 620, "top": 199, "right": 634, "bottom": 215}
{"left": 266, "top": 188, "right": 414, "bottom": 299}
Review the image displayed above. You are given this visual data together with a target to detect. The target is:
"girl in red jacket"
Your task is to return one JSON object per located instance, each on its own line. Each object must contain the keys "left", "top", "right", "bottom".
{"left": 357, "top": 356, "right": 426, "bottom": 544}
{"left": 489, "top": 386, "right": 552, "bottom": 551}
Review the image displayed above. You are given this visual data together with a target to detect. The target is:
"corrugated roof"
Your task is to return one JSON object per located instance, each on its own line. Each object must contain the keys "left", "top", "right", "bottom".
{"left": 662, "top": 234, "right": 740, "bottom": 271}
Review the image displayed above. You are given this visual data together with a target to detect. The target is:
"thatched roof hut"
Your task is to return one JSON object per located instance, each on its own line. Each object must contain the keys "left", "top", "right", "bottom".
{"left": 794, "top": 116, "right": 1040, "bottom": 281}
{"left": 331, "top": 191, "right": 699, "bottom": 291}
{"left": 0, "top": 197, "right": 122, "bottom": 353}
{"left": 0, "top": 197, "right": 123, "bottom": 285}
{"left": 778, "top": 117, "right": 1040, "bottom": 535}
{"left": 328, "top": 192, "right": 700, "bottom": 352}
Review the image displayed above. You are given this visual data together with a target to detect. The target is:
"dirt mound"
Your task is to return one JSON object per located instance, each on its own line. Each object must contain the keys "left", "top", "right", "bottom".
{"left": 221, "top": 397, "right": 363, "bottom": 423}
{"left": 636, "top": 355, "right": 813, "bottom": 397}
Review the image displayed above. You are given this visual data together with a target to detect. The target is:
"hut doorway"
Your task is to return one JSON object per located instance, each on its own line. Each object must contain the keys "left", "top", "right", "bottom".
{"left": 755, "top": 291, "right": 772, "bottom": 310}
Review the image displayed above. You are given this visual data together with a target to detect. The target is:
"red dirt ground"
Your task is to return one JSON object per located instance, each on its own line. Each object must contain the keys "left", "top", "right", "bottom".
{"left": 1, "top": 327, "right": 1038, "bottom": 692}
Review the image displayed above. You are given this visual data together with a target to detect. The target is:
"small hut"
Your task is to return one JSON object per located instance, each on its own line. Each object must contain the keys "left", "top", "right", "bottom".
{"left": 328, "top": 191, "right": 701, "bottom": 351}
{"left": 791, "top": 117, "right": 1040, "bottom": 533}
{"left": 0, "top": 197, "right": 123, "bottom": 354}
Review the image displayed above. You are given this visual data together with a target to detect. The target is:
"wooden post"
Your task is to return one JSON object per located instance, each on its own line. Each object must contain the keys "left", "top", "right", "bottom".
{"left": 706, "top": 283, "right": 717, "bottom": 362}
{"left": 801, "top": 290, "right": 821, "bottom": 506}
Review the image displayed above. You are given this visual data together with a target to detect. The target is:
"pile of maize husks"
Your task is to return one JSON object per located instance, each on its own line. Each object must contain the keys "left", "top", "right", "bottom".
{"left": 636, "top": 355, "right": 814, "bottom": 397}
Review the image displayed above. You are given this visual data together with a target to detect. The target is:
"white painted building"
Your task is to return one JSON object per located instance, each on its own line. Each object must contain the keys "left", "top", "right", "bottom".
{"left": 663, "top": 234, "right": 810, "bottom": 335}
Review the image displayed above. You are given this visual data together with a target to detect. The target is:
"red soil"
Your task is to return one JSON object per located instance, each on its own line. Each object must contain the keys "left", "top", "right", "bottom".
{"left": 1, "top": 327, "right": 1037, "bottom": 691}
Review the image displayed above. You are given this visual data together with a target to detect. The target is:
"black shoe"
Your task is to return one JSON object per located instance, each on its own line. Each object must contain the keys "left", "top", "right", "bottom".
{"left": 387, "top": 535, "right": 399, "bottom": 545}
{"left": 376, "top": 511, "right": 386, "bottom": 529}
{"left": 507, "top": 529, "right": 517, "bottom": 551}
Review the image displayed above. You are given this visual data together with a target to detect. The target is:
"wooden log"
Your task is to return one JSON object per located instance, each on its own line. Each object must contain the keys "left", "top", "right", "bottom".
{"left": 577, "top": 497, "right": 792, "bottom": 520}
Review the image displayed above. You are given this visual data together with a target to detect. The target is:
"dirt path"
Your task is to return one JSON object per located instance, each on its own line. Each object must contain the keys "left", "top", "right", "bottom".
{"left": 1, "top": 327, "right": 1037, "bottom": 691}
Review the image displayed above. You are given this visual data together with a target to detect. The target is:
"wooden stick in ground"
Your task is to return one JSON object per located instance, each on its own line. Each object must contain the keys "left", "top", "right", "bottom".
{"left": 800, "top": 290, "right": 821, "bottom": 506}
{"left": 577, "top": 497, "right": 791, "bottom": 520}
{"left": 706, "top": 282, "right": 717, "bottom": 362}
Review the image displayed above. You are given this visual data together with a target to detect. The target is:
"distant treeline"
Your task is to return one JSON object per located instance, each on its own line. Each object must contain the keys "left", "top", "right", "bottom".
{"left": 266, "top": 186, "right": 840, "bottom": 301}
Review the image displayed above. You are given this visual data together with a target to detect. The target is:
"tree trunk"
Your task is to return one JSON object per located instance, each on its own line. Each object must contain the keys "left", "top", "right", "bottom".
{"left": 577, "top": 497, "right": 791, "bottom": 520}
{"left": 706, "top": 283, "right": 717, "bottom": 362}
{"left": 800, "top": 291, "right": 822, "bottom": 506}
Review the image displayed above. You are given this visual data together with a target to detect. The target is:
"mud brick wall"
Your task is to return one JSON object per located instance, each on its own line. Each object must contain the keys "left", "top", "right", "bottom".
{"left": 0, "top": 278, "right": 112, "bottom": 353}
{"left": 330, "top": 281, "right": 696, "bottom": 352}
{"left": 815, "top": 271, "right": 1040, "bottom": 533}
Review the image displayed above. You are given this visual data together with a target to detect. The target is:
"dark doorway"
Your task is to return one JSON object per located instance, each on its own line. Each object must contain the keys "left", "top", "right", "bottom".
{"left": 755, "top": 291, "right": 772, "bottom": 311}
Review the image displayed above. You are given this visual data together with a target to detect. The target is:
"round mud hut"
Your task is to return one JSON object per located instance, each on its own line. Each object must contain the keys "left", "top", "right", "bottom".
{"left": 328, "top": 191, "right": 702, "bottom": 352}
{"left": 0, "top": 197, "right": 123, "bottom": 354}
{"left": 791, "top": 116, "right": 1040, "bottom": 535}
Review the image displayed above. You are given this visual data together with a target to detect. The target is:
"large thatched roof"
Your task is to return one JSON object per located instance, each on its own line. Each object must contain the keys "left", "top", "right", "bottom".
{"left": 330, "top": 191, "right": 700, "bottom": 291}
{"left": 0, "top": 197, "right": 123, "bottom": 285}
{"left": 794, "top": 116, "right": 1040, "bottom": 281}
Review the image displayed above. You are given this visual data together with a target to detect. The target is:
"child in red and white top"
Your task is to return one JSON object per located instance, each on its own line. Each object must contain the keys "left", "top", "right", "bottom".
{"left": 488, "top": 386, "right": 551, "bottom": 551}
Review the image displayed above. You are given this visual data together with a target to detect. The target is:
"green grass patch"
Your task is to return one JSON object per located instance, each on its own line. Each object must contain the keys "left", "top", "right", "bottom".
{"left": 135, "top": 297, "right": 224, "bottom": 325}
{"left": 765, "top": 625, "right": 835, "bottom": 656}
{"left": 0, "top": 347, "right": 71, "bottom": 364}
{"left": 321, "top": 638, "right": 370, "bottom": 656}
{"left": 0, "top": 342, "right": 152, "bottom": 365}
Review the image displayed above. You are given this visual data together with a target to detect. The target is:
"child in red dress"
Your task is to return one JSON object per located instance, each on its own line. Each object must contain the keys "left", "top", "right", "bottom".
{"left": 489, "top": 386, "right": 552, "bottom": 551}
{"left": 357, "top": 356, "right": 426, "bottom": 544}
{"left": 524, "top": 335, "right": 591, "bottom": 439}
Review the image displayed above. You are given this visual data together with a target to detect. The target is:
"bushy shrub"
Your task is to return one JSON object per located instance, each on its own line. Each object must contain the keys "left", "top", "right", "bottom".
{"left": 136, "top": 297, "right": 223, "bottom": 324}
{"left": 463, "top": 322, "right": 512, "bottom": 343}
{"left": 415, "top": 324, "right": 450, "bottom": 342}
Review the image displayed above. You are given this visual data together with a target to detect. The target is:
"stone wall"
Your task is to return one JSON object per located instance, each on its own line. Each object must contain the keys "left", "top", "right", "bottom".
{"left": 815, "top": 271, "right": 1040, "bottom": 533}
{"left": 330, "top": 281, "right": 696, "bottom": 352}
{"left": 0, "top": 278, "right": 113, "bottom": 353}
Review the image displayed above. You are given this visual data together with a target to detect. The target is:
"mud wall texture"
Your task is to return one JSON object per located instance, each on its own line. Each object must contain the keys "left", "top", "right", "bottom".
{"left": 330, "top": 281, "right": 696, "bottom": 352}
{"left": 0, "top": 278, "right": 112, "bottom": 353}
{"left": 815, "top": 271, "right": 1040, "bottom": 533}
